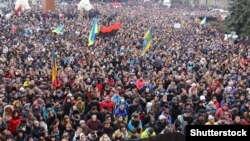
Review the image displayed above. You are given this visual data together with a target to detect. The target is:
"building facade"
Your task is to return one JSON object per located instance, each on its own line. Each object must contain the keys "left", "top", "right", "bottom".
{"left": 177, "top": 0, "right": 230, "bottom": 9}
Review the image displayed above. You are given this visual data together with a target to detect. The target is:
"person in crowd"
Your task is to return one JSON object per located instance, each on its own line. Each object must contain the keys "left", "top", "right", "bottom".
{"left": 86, "top": 115, "right": 101, "bottom": 132}
{"left": 140, "top": 127, "right": 156, "bottom": 139}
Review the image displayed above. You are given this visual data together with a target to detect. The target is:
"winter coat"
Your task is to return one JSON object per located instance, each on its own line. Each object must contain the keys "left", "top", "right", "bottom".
{"left": 128, "top": 119, "right": 142, "bottom": 132}
{"left": 8, "top": 116, "right": 22, "bottom": 134}
{"left": 114, "top": 107, "right": 128, "bottom": 118}
{"left": 42, "top": 107, "right": 56, "bottom": 120}
{"left": 3, "top": 105, "right": 14, "bottom": 122}
{"left": 30, "top": 126, "right": 45, "bottom": 139}
{"left": 86, "top": 119, "right": 101, "bottom": 131}
{"left": 99, "top": 100, "right": 115, "bottom": 112}
{"left": 141, "top": 128, "right": 156, "bottom": 139}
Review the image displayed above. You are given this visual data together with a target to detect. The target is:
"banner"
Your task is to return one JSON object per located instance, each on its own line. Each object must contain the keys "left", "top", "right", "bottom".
{"left": 163, "top": 0, "right": 171, "bottom": 8}
{"left": 15, "top": 0, "right": 31, "bottom": 11}
{"left": 78, "top": 0, "right": 93, "bottom": 11}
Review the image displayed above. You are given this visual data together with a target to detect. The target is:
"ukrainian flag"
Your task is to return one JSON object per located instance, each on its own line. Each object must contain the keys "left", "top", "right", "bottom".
{"left": 88, "top": 17, "right": 99, "bottom": 46}
{"left": 51, "top": 48, "right": 57, "bottom": 85}
{"left": 52, "top": 25, "right": 64, "bottom": 35}
{"left": 141, "top": 28, "right": 153, "bottom": 56}
{"left": 200, "top": 17, "right": 207, "bottom": 25}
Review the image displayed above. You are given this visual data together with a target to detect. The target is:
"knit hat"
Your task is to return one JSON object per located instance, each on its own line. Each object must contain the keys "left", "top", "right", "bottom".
{"left": 159, "top": 115, "right": 166, "bottom": 120}
{"left": 208, "top": 115, "right": 214, "bottom": 120}
{"left": 79, "top": 120, "right": 85, "bottom": 124}
{"left": 23, "top": 81, "right": 30, "bottom": 87}
{"left": 200, "top": 95, "right": 206, "bottom": 101}
{"left": 77, "top": 97, "right": 82, "bottom": 101}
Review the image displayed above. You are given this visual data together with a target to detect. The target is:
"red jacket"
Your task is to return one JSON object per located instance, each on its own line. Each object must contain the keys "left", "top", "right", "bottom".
{"left": 96, "top": 83, "right": 103, "bottom": 94}
{"left": 135, "top": 80, "right": 145, "bottom": 90}
{"left": 52, "top": 79, "right": 62, "bottom": 89}
{"left": 108, "top": 78, "right": 115, "bottom": 86}
{"left": 8, "top": 116, "right": 22, "bottom": 134}
{"left": 242, "top": 120, "right": 250, "bottom": 125}
{"left": 214, "top": 101, "right": 220, "bottom": 109}
{"left": 99, "top": 101, "right": 115, "bottom": 112}
{"left": 215, "top": 108, "right": 232, "bottom": 120}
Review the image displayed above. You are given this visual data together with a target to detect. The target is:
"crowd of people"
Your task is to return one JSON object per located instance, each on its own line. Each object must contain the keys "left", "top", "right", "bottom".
{"left": 0, "top": 1, "right": 250, "bottom": 141}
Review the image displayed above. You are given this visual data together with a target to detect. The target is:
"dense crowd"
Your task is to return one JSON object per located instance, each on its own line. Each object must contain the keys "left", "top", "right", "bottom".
{"left": 0, "top": 1, "right": 250, "bottom": 141}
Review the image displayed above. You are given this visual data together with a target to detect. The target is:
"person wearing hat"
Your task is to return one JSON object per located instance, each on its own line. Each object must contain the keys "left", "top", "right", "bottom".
{"left": 99, "top": 133, "right": 111, "bottom": 141}
{"left": 140, "top": 127, "right": 156, "bottom": 139}
{"left": 79, "top": 120, "right": 90, "bottom": 135}
{"left": 71, "top": 110, "right": 81, "bottom": 129}
{"left": 176, "top": 110, "right": 194, "bottom": 132}
{"left": 75, "top": 97, "right": 85, "bottom": 117}
{"left": 87, "top": 131, "right": 98, "bottom": 141}
{"left": 205, "top": 115, "right": 218, "bottom": 125}
{"left": 170, "top": 97, "right": 182, "bottom": 121}
{"left": 128, "top": 113, "right": 142, "bottom": 132}
{"left": 21, "top": 103, "right": 31, "bottom": 119}
{"left": 30, "top": 120, "right": 45, "bottom": 139}
{"left": 15, "top": 127, "right": 26, "bottom": 141}
{"left": 206, "top": 101, "right": 217, "bottom": 116}
{"left": 155, "top": 115, "right": 168, "bottom": 134}
{"left": 193, "top": 113, "right": 206, "bottom": 125}
{"left": 194, "top": 100, "right": 206, "bottom": 113}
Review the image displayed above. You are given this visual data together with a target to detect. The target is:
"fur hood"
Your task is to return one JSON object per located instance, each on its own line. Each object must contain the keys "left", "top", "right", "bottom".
{"left": 4, "top": 105, "right": 14, "bottom": 111}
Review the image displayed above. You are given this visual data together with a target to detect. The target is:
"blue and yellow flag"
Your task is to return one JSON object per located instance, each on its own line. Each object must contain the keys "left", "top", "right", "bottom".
{"left": 52, "top": 25, "right": 64, "bottom": 35}
{"left": 141, "top": 27, "right": 153, "bottom": 56}
{"left": 88, "top": 17, "right": 99, "bottom": 46}
{"left": 51, "top": 48, "right": 57, "bottom": 84}
{"left": 200, "top": 17, "right": 207, "bottom": 25}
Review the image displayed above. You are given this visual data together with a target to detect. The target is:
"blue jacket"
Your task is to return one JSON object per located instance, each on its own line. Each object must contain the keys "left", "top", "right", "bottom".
{"left": 115, "top": 107, "right": 128, "bottom": 118}
{"left": 128, "top": 119, "right": 142, "bottom": 132}
{"left": 42, "top": 107, "right": 56, "bottom": 120}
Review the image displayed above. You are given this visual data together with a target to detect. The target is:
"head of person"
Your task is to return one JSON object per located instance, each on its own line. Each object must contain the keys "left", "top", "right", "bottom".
{"left": 104, "top": 122, "right": 110, "bottom": 129}
{"left": 91, "top": 115, "right": 97, "bottom": 121}
{"left": 147, "top": 127, "right": 154, "bottom": 136}
{"left": 34, "top": 120, "right": 40, "bottom": 127}
{"left": 119, "top": 104, "right": 125, "bottom": 111}
{"left": 105, "top": 96, "right": 111, "bottom": 102}
{"left": 222, "top": 103, "right": 229, "bottom": 110}
{"left": 208, "top": 115, "right": 215, "bottom": 123}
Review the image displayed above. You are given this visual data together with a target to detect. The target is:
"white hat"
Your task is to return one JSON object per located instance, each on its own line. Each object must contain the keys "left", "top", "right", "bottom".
{"left": 79, "top": 120, "right": 85, "bottom": 124}
{"left": 208, "top": 115, "right": 214, "bottom": 120}
{"left": 146, "top": 102, "right": 153, "bottom": 113}
{"left": 19, "top": 87, "right": 25, "bottom": 92}
{"left": 191, "top": 83, "right": 197, "bottom": 87}
{"left": 67, "top": 93, "right": 73, "bottom": 97}
{"left": 159, "top": 115, "right": 166, "bottom": 120}
{"left": 200, "top": 95, "right": 206, "bottom": 101}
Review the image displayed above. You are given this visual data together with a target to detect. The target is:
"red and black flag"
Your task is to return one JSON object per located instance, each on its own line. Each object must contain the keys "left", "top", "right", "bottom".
{"left": 99, "top": 22, "right": 122, "bottom": 37}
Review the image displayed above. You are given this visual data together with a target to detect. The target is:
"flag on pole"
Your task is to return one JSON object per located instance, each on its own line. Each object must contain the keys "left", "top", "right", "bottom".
{"left": 200, "top": 17, "right": 207, "bottom": 25}
{"left": 141, "top": 27, "right": 153, "bottom": 56}
{"left": 15, "top": 2, "right": 22, "bottom": 16}
{"left": 51, "top": 48, "right": 57, "bottom": 88}
{"left": 52, "top": 25, "right": 64, "bottom": 35}
{"left": 88, "top": 17, "right": 99, "bottom": 46}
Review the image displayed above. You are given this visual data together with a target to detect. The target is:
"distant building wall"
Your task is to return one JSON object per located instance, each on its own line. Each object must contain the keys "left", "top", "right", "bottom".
{"left": 179, "top": 0, "right": 229, "bottom": 9}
